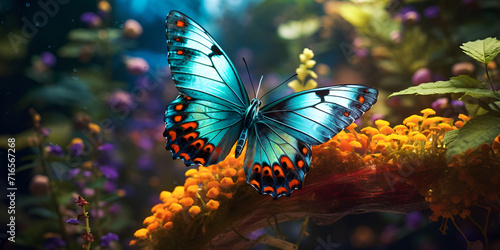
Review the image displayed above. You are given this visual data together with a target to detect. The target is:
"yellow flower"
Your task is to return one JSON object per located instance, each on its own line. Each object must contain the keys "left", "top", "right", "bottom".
{"left": 88, "top": 122, "right": 101, "bottom": 134}
{"left": 168, "top": 203, "right": 183, "bottom": 213}
{"left": 163, "top": 221, "right": 173, "bottom": 230}
{"left": 188, "top": 205, "right": 201, "bottom": 216}
{"left": 206, "top": 200, "right": 220, "bottom": 211}
{"left": 134, "top": 228, "right": 149, "bottom": 239}
{"left": 220, "top": 177, "right": 235, "bottom": 188}
{"left": 289, "top": 48, "right": 319, "bottom": 92}
{"left": 179, "top": 197, "right": 194, "bottom": 207}
{"left": 206, "top": 187, "right": 220, "bottom": 199}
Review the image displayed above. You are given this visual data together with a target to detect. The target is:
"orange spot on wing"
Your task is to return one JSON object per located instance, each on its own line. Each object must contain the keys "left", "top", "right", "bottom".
{"left": 277, "top": 187, "right": 287, "bottom": 195}
{"left": 177, "top": 50, "right": 184, "bottom": 55}
{"left": 170, "top": 144, "right": 180, "bottom": 154}
{"left": 358, "top": 95, "right": 365, "bottom": 103}
{"left": 185, "top": 96, "right": 192, "bottom": 100}
{"left": 180, "top": 122, "right": 197, "bottom": 131}
{"left": 175, "top": 104, "right": 183, "bottom": 110}
{"left": 190, "top": 139, "right": 205, "bottom": 149}
{"left": 180, "top": 153, "right": 190, "bottom": 161}
{"left": 302, "top": 147, "right": 308, "bottom": 155}
{"left": 264, "top": 186, "right": 274, "bottom": 193}
{"left": 250, "top": 180, "right": 260, "bottom": 189}
{"left": 273, "top": 164, "right": 285, "bottom": 178}
{"left": 280, "top": 156, "right": 294, "bottom": 171}
{"left": 253, "top": 163, "right": 261, "bottom": 174}
{"left": 203, "top": 144, "right": 214, "bottom": 153}
{"left": 262, "top": 166, "right": 272, "bottom": 178}
{"left": 167, "top": 130, "right": 177, "bottom": 141}
{"left": 344, "top": 112, "right": 349, "bottom": 117}
{"left": 194, "top": 157, "right": 206, "bottom": 165}
{"left": 297, "top": 160, "right": 304, "bottom": 168}
{"left": 174, "top": 116, "right": 182, "bottom": 122}
{"left": 288, "top": 179, "right": 300, "bottom": 189}
{"left": 183, "top": 132, "right": 198, "bottom": 141}
{"left": 176, "top": 20, "right": 186, "bottom": 27}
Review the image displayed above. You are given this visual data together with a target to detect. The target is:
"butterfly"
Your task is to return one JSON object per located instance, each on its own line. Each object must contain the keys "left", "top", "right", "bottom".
{"left": 164, "top": 10, "right": 378, "bottom": 199}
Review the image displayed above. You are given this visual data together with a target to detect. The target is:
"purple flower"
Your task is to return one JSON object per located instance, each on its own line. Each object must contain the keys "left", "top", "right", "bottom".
{"left": 126, "top": 57, "right": 150, "bottom": 75}
{"left": 41, "top": 128, "right": 52, "bottom": 137}
{"left": 451, "top": 100, "right": 465, "bottom": 107}
{"left": 98, "top": 143, "right": 114, "bottom": 151}
{"left": 100, "top": 166, "right": 119, "bottom": 180}
{"left": 137, "top": 154, "right": 153, "bottom": 170}
{"left": 371, "top": 113, "right": 385, "bottom": 124}
{"left": 411, "top": 68, "right": 432, "bottom": 85}
{"left": 43, "top": 237, "right": 66, "bottom": 249}
{"left": 67, "top": 168, "right": 81, "bottom": 179}
{"left": 400, "top": 6, "right": 420, "bottom": 24}
{"left": 431, "top": 98, "right": 448, "bottom": 111}
{"left": 104, "top": 180, "right": 117, "bottom": 193}
{"left": 424, "top": 6, "right": 440, "bottom": 19}
{"left": 80, "top": 12, "right": 102, "bottom": 27}
{"left": 46, "top": 145, "right": 64, "bottom": 157}
{"left": 108, "top": 90, "right": 134, "bottom": 109}
{"left": 40, "top": 52, "right": 56, "bottom": 67}
{"left": 69, "top": 142, "right": 84, "bottom": 157}
{"left": 101, "top": 232, "right": 119, "bottom": 247}
{"left": 66, "top": 218, "right": 80, "bottom": 225}
{"left": 406, "top": 211, "right": 425, "bottom": 230}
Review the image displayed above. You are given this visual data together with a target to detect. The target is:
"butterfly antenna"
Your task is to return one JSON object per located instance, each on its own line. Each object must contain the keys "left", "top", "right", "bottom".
{"left": 259, "top": 74, "right": 298, "bottom": 101}
{"left": 256, "top": 75, "right": 263, "bottom": 99}
{"left": 242, "top": 57, "right": 256, "bottom": 98}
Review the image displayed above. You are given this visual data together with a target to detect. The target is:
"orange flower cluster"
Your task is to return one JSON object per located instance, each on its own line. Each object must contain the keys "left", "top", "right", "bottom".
{"left": 131, "top": 148, "right": 246, "bottom": 246}
{"left": 132, "top": 108, "right": 500, "bottom": 248}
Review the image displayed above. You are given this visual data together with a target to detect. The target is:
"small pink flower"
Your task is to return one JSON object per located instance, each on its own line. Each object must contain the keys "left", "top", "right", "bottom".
{"left": 123, "top": 19, "right": 143, "bottom": 39}
{"left": 126, "top": 57, "right": 149, "bottom": 75}
{"left": 452, "top": 62, "right": 475, "bottom": 76}
{"left": 412, "top": 68, "right": 432, "bottom": 85}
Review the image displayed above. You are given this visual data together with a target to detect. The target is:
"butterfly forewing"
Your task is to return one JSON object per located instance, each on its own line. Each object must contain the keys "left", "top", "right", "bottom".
{"left": 166, "top": 11, "right": 249, "bottom": 109}
{"left": 165, "top": 11, "right": 249, "bottom": 166}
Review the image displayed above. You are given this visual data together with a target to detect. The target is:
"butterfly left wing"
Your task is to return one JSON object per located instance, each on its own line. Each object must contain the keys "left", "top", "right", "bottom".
{"left": 244, "top": 85, "right": 378, "bottom": 199}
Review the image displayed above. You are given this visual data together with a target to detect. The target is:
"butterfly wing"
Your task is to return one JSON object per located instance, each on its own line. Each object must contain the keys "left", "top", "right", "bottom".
{"left": 166, "top": 10, "right": 249, "bottom": 109}
{"left": 245, "top": 85, "right": 378, "bottom": 198}
{"left": 164, "top": 11, "right": 249, "bottom": 166}
{"left": 164, "top": 95, "right": 244, "bottom": 166}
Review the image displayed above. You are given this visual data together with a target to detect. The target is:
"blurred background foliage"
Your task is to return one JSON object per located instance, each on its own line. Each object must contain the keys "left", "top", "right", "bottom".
{"left": 1, "top": 0, "right": 499, "bottom": 249}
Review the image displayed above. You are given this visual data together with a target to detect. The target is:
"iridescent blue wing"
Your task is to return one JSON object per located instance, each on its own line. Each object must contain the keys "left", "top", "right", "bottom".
{"left": 164, "top": 11, "right": 248, "bottom": 166}
{"left": 244, "top": 85, "right": 378, "bottom": 198}
{"left": 164, "top": 95, "right": 244, "bottom": 166}
{"left": 166, "top": 10, "right": 249, "bottom": 109}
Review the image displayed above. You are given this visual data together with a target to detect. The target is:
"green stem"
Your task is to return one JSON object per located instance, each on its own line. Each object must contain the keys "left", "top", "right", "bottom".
{"left": 485, "top": 63, "right": 494, "bottom": 90}
{"left": 83, "top": 205, "right": 92, "bottom": 250}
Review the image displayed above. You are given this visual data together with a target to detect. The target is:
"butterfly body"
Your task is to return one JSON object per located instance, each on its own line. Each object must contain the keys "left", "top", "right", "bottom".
{"left": 164, "top": 11, "right": 378, "bottom": 199}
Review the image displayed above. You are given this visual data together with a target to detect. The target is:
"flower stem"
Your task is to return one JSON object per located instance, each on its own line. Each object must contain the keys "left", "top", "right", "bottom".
{"left": 484, "top": 63, "right": 494, "bottom": 90}
{"left": 82, "top": 205, "right": 92, "bottom": 250}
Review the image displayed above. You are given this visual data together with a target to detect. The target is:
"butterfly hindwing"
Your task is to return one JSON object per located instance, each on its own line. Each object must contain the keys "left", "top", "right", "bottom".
{"left": 166, "top": 10, "right": 249, "bottom": 110}
{"left": 260, "top": 85, "right": 378, "bottom": 145}
{"left": 164, "top": 95, "right": 244, "bottom": 166}
{"left": 244, "top": 121, "right": 312, "bottom": 199}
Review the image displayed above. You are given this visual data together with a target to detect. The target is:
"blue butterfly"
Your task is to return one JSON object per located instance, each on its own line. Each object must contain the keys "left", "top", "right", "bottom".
{"left": 164, "top": 10, "right": 378, "bottom": 199}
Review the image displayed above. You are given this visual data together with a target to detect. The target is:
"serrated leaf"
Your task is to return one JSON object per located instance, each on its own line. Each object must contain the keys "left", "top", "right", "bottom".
{"left": 460, "top": 37, "right": 500, "bottom": 64}
{"left": 388, "top": 75, "right": 484, "bottom": 98}
{"left": 446, "top": 113, "right": 500, "bottom": 161}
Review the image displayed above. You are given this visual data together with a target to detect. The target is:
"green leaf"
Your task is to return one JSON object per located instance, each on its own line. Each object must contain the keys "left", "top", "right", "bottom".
{"left": 446, "top": 113, "right": 500, "bottom": 161}
{"left": 460, "top": 37, "right": 500, "bottom": 64}
{"left": 388, "top": 75, "right": 484, "bottom": 98}
{"left": 443, "top": 130, "right": 458, "bottom": 146}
